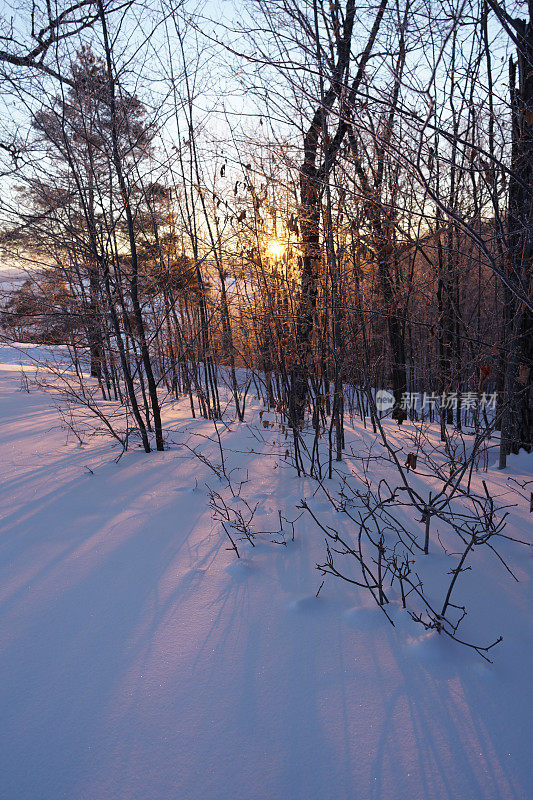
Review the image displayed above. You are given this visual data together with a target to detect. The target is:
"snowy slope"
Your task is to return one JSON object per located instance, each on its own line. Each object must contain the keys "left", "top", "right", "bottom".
{"left": 0, "top": 345, "right": 532, "bottom": 800}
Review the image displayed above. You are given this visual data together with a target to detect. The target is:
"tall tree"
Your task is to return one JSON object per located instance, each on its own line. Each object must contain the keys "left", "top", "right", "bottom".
{"left": 488, "top": 0, "right": 533, "bottom": 461}
{"left": 291, "top": 0, "right": 389, "bottom": 427}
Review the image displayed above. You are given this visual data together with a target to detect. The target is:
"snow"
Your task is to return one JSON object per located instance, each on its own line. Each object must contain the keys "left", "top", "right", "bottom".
{"left": 0, "top": 344, "right": 532, "bottom": 800}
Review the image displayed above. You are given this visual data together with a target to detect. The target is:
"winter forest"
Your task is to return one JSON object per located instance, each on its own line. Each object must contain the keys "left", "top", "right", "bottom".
{"left": 0, "top": 0, "right": 532, "bottom": 798}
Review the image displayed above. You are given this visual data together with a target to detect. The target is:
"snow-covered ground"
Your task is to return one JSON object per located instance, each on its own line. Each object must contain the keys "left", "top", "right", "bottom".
{"left": 0, "top": 344, "right": 532, "bottom": 800}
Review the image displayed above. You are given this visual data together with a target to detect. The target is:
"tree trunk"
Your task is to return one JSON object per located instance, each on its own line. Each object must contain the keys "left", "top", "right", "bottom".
{"left": 501, "top": 24, "right": 533, "bottom": 462}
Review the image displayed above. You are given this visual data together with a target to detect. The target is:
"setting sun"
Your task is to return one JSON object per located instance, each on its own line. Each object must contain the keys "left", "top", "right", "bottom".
{"left": 266, "top": 240, "right": 286, "bottom": 259}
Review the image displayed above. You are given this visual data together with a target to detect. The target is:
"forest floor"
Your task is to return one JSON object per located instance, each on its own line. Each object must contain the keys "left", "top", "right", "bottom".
{"left": 0, "top": 344, "right": 532, "bottom": 800}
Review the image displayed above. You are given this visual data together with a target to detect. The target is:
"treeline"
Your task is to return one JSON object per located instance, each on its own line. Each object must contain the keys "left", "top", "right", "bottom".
{"left": 0, "top": 0, "right": 531, "bottom": 468}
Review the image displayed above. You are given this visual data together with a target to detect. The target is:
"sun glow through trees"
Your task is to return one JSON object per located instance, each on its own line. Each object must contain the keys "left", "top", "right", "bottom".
{"left": 265, "top": 240, "right": 286, "bottom": 260}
